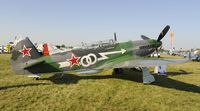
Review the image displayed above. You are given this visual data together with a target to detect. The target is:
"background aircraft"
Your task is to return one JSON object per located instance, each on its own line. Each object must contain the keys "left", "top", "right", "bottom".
{"left": 189, "top": 49, "right": 200, "bottom": 61}
{"left": 10, "top": 25, "right": 187, "bottom": 84}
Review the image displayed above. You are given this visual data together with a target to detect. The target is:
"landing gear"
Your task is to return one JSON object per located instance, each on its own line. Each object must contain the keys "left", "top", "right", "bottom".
{"left": 112, "top": 67, "right": 155, "bottom": 84}
{"left": 33, "top": 77, "right": 40, "bottom": 80}
{"left": 28, "top": 74, "right": 41, "bottom": 80}
{"left": 113, "top": 68, "right": 123, "bottom": 75}
{"left": 142, "top": 67, "right": 155, "bottom": 84}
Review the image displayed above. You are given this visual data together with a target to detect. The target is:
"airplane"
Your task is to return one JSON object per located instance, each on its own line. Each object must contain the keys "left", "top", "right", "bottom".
{"left": 190, "top": 49, "right": 200, "bottom": 61}
{"left": 10, "top": 25, "right": 188, "bottom": 84}
{"left": 0, "top": 42, "right": 14, "bottom": 53}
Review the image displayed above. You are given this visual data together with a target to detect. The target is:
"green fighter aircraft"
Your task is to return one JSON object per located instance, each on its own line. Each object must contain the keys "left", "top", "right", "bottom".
{"left": 10, "top": 25, "right": 187, "bottom": 84}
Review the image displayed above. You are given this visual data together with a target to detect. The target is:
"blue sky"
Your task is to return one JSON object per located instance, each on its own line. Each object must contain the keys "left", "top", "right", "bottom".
{"left": 0, "top": 0, "right": 200, "bottom": 49}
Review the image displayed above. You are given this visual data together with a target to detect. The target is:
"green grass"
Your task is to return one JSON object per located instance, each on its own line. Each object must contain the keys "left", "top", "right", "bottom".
{"left": 0, "top": 54, "right": 200, "bottom": 111}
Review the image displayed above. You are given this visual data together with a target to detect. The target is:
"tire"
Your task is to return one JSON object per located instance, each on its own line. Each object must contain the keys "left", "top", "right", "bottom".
{"left": 113, "top": 68, "right": 123, "bottom": 75}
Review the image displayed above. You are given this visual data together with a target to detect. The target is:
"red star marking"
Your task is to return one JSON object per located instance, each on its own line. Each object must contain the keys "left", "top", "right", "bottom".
{"left": 19, "top": 45, "right": 32, "bottom": 57}
{"left": 68, "top": 53, "right": 80, "bottom": 67}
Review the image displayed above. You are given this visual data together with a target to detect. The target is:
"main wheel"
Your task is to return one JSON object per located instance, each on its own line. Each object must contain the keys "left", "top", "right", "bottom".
{"left": 113, "top": 68, "right": 123, "bottom": 75}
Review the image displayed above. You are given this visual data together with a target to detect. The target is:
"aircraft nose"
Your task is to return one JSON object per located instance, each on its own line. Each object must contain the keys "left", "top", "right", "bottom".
{"left": 157, "top": 41, "right": 162, "bottom": 48}
{"left": 153, "top": 41, "right": 162, "bottom": 48}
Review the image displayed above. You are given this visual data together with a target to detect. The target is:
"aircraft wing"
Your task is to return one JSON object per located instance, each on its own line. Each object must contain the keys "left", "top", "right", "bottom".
{"left": 97, "top": 58, "right": 189, "bottom": 69}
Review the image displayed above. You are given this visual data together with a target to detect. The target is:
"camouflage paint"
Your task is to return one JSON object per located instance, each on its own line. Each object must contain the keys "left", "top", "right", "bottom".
{"left": 11, "top": 37, "right": 162, "bottom": 75}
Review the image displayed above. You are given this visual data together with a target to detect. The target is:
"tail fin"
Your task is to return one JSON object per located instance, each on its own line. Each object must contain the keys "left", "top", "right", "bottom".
{"left": 10, "top": 37, "right": 42, "bottom": 74}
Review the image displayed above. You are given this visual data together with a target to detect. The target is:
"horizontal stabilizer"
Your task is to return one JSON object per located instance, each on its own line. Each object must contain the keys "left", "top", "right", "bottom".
{"left": 23, "top": 60, "right": 45, "bottom": 69}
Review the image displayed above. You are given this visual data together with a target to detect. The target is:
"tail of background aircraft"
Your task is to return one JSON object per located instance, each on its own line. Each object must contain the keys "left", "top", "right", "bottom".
{"left": 10, "top": 37, "right": 42, "bottom": 74}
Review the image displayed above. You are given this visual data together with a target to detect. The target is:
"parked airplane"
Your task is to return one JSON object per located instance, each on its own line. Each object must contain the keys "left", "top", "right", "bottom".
{"left": 190, "top": 49, "right": 200, "bottom": 61}
{"left": 10, "top": 25, "right": 187, "bottom": 84}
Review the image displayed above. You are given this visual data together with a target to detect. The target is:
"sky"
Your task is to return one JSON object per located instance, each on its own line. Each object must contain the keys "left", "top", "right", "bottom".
{"left": 0, "top": 0, "right": 200, "bottom": 49}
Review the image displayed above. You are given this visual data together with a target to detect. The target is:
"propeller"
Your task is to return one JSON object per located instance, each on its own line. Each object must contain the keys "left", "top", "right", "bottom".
{"left": 140, "top": 25, "right": 170, "bottom": 57}
{"left": 157, "top": 25, "right": 170, "bottom": 42}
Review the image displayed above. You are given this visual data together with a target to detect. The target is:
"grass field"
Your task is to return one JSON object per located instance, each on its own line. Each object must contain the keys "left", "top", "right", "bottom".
{"left": 0, "top": 54, "right": 200, "bottom": 111}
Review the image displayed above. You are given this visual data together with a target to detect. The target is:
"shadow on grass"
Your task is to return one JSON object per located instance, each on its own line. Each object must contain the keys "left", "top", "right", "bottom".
{"left": 40, "top": 70, "right": 143, "bottom": 84}
{"left": 166, "top": 69, "right": 193, "bottom": 76}
{"left": 0, "top": 83, "right": 49, "bottom": 91}
{"left": 41, "top": 69, "right": 200, "bottom": 94}
{"left": 152, "top": 75, "right": 200, "bottom": 94}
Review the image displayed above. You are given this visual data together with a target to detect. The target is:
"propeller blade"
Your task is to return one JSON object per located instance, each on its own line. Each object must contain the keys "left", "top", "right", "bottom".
{"left": 155, "top": 48, "right": 161, "bottom": 58}
{"left": 157, "top": 25, "right": 170, "bottom": 41}
{"left": 155, "top": 48, "right": 158, "bottom": 55}
{"left": 159, "top": 45, "right": 162, "bottom": 50}
{"left": 141, "top": 35, "right": 150, "bottom": 40}
{"left": 114, "top": 32, "right": 117, "bottom": 42}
